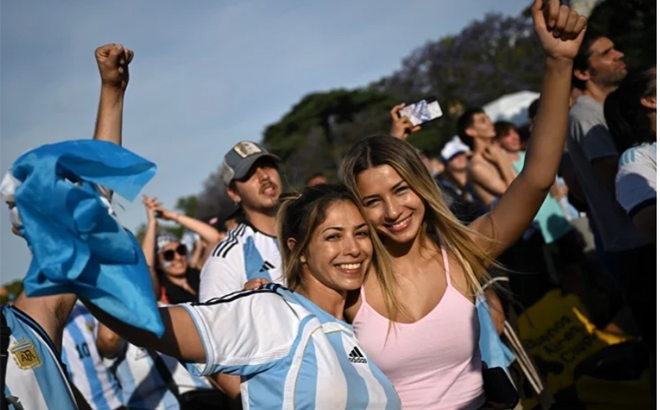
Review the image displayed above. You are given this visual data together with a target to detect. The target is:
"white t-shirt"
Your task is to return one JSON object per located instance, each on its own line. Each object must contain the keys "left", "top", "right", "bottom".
{"left": 616, "top": 142, "right": 657, "bottom": 216}
{"left": 199, "top": 223, "right": 284, "bottom": 301}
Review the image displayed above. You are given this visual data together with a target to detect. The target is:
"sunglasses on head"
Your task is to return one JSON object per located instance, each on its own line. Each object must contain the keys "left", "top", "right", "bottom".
{"left": 162, "top": 244, "right": 187, "bottom": 261}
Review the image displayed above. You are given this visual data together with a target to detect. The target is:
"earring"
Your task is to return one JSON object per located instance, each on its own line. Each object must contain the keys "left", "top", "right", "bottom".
{"left": 300, "top": 256, "right": 306, "bottom": 263}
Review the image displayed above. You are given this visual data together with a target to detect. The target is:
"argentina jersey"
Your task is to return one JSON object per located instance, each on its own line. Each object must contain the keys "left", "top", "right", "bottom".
{"left": 3, "top": 305, "right": 78, "bottom": 410}
{"left": 61, "top": 305, "right": 123, "bottom": 410}
{"left": 199, "top": 223, "right": 284, "bottom": 301}
{"left": 181, "top": 283, "right": 401, "bottom": 410}
{"left": 106, "top": 341, "right": 213, "bottom": 410}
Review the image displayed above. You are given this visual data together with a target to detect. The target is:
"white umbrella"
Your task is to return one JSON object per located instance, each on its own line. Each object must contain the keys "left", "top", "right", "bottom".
{"left": 483, "top": 90, "right": 540, "bottom": 127}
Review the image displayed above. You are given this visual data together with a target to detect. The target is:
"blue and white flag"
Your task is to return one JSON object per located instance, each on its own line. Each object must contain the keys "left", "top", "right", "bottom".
{"left": 6, "top": 139, "right": 163, "bottom": 336}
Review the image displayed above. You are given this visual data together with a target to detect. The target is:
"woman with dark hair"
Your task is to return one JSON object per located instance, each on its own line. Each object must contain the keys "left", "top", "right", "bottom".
{"left": 141, "top": 195, "right": 224, "bottom": 303}
{"left": 604, "top": 67, "right": 656, "bottom": 243}
{"left": 88, "top": 184, "right": 401, "bottom": 409}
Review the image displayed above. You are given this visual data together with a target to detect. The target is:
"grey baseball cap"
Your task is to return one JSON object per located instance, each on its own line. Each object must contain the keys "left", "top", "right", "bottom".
{"left": 220, "top": 141, "right": 280, "bottom": 186}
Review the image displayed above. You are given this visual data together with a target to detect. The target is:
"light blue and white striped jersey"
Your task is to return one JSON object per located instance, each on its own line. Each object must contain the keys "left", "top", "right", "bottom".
{"left": 200, "top": 223, "right": 284, "bottom": 301}
{"left": 616, "top": 141, "right": 657, "bottom": 216}
{"left": 3, "top": 305, "right": 78, "bottom": 410}
{"left": 61, "top": 305, "right": 123, "bottom": 410}
{"left": 182, "top": 283, "right": 401, "bottom": 410}
{"left": 106, "top": 341, "right": 213, "bottom": 410}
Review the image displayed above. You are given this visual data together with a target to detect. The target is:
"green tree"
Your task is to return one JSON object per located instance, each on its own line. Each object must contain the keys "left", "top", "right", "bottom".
{"left": 263, "top": 88, "right": 399, "bottom": 187}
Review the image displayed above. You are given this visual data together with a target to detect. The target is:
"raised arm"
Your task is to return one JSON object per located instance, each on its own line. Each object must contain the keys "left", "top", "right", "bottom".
{"left": 93, "top": 44, "right": 133, "bottom": 145}
{"left": 84, "top": 300, "right": 205, "bottom": 363}
{"left": 141, "top": 195, "right": 162, "bottom": 297}
{"left": 470, "top": 0, "right": 587, "bottom": 256}
{"left": 153, "top": 203, "right": 224, "bottom": 246}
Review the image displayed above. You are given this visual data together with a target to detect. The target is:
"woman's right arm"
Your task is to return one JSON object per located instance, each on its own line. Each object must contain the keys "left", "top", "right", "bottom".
{"left": 83, "top": 300, "right": 206, "bottom": 363}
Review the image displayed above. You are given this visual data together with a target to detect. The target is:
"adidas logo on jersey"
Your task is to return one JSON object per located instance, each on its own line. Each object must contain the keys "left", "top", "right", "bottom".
{"left": 348, "top": 346, "right": 367, "bottom": 364}
{"left": 259, "top": 261, "right": 275, "bottom": 272}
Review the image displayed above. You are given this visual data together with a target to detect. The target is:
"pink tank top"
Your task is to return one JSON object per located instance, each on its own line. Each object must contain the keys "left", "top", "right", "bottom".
{"left": 353, "top": 247, "right": 485, "bottom": 410}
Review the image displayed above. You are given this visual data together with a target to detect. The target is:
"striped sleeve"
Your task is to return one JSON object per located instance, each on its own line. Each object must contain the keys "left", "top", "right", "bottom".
{"left": 199, "top": 226, "right": 247, "bottom": 301}
{"left": 180, "top": 287, "right": 299, "bottom": 377}
{"left": 616, "top": 147, "right": 657, "bottom": 216}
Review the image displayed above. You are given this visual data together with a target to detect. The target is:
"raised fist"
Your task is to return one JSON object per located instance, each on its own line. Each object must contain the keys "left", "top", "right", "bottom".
{"left": 532, "top": 0, "right": 587, "bottom": 61}
{"left": 95, "top": 43, "right": 134, "bottom": 91}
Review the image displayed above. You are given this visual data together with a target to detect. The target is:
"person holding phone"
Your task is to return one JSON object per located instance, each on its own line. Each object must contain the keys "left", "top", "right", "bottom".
{"left": 85, "top": 184, "right": 401, "bottom": 410}
{"left": 338, "top": 1, "right": 587, "bottom": 409}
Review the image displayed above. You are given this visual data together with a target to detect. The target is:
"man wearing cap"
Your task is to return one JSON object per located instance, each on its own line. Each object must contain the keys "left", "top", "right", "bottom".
{"left": 437, "top": 137, "right": 483, "bottom": 223}
{"left": 198, "top": 141, "right": 286, "bottom": 404}
{"left": 199, "top": 141, "right": 285, "bottom": 302}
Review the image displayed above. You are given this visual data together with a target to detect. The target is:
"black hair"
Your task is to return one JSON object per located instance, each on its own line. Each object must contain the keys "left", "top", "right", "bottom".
{"left": 604, "top": 67, "right": 656, "bottom": 154}
{"left": 572, "top": 31, "right": 607, "bottom": 90}
{"left": 527, "top": 98, "right": 540, "bottom": 120}
{"left": 456, "top": 108, "right": 485, "bottom": 149}
{"left": 494, "top": 121, "right": 517, "bottom": 139}
{"left": 305, "top": 172, "right": 327, "bottom": 185}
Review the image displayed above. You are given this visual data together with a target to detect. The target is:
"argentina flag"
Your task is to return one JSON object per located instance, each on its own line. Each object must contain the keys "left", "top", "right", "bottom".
{"left": 7, "top": 139, "right": 164, "bottom": 336}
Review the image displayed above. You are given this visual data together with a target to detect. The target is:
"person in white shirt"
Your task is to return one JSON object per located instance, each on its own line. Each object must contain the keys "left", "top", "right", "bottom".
{"left": 85, "top": 184, "right": 402, "bottom": 410}
{"left": 605, "top": 66, "right": 656, "bottom": 348}
{"left": 198, "top": 140, "right": 286, "bottom": 402}
{"left": 605, "top": 67, "right": 656, "bottom": 243}
{"left": 200, "top": 141, "right": 286, "bottom": 301}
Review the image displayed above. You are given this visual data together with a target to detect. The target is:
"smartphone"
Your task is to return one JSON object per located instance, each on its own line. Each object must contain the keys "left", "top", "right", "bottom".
{"left": 398, "top": 97, "right": 443, "bottom": 127}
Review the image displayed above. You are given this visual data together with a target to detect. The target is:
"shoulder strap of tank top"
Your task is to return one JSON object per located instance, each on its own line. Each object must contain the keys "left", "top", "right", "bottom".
{"left": 359, "top": 284, "right": 368, "bottom": 304}
{"left": 440, "top": 245, "right": 451, "bottom": 286}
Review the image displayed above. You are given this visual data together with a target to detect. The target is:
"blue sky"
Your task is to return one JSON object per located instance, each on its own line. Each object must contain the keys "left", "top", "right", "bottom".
{"left": 1, "top": 0, "right": 527, "bottom": 284}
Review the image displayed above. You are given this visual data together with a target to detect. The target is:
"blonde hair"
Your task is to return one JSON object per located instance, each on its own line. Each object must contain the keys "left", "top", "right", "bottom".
{"left": 277, "top": 184, "right": 401, "bottom": 320}
{"left": 339, "top": 135, "right": 497, "bottom": 301}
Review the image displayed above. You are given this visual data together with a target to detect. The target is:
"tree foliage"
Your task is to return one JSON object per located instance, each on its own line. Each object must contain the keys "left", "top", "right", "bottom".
{"left": 181, "top": 1, "right": 655, "bottom": 214}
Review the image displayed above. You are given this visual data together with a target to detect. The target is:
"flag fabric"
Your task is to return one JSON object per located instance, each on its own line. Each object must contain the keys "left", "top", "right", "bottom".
{"left": 9, "top": 140, "right": 163, "bottom": 336}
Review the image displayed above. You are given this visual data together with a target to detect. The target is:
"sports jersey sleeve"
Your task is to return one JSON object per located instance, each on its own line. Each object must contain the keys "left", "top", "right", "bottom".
{"left": 616, "top": 148, "right": 657, "bottom": 216}
{"left": 199, "top": 239, "right": 246, "bottom": 302}
{"left": 180, "top": 288, "right": 299, "bottom": 377}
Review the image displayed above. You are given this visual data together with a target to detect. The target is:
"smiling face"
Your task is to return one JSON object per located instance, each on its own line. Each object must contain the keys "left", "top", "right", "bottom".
{"left": 356, "top": 165, "right": 425, "bottom": 247}
{"left": 497, "top": 128, "right": 521, "bottom": 153}
{"left": 228, "top": 158, "right": 282, "bottom": 214}
{"left": 301, "top": 200, "right": 372, "bottom": 293}
{"left": 158, "top": 241, "right": 187, "bottom": 276}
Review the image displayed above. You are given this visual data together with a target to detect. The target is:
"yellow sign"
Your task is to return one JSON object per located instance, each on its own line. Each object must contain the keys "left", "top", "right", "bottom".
{"left": 10, "top": 338, "right": 42, "bottom": 370}
{"left": 517, "top": 290, "right": 628, "bottom": 408}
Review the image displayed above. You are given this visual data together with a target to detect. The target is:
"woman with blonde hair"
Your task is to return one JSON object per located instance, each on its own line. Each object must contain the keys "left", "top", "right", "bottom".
{"left": 87, "top": 184, "right": 402, "bottom": 409}
{"left": 339, "top": 1, "right": 587, "bottom": 409}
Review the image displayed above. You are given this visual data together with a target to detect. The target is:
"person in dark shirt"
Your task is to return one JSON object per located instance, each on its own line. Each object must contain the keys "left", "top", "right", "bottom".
{"left": 141, "top": 196, "right": 224, "bottom": 304}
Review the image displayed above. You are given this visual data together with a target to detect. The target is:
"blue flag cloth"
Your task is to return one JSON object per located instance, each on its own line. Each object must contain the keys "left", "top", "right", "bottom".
{"left": 10, "top": 140, "right": 164, "bottom": 336}
{"left": 476, "top": 294, "right": 515, "bottom": 374}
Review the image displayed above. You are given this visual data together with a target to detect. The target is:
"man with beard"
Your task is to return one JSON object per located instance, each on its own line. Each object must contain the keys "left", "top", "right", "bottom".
{"left": 566, "top": 33, "right": 654, "bottom": 345}
{"left": 198, "top": 141, "right": 286, "bottom": 406}
{"left": 199, "top": 141, "right": 285, "bottom": 301}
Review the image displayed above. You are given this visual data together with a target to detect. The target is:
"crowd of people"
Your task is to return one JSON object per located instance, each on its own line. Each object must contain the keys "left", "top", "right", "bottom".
{"left": 1, "top": 1, "right": 656, "bottom": 409}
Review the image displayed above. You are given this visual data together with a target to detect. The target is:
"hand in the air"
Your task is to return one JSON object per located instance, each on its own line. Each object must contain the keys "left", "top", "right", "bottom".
{"left": 531, "top": 0, "right": 587, "bottom": 62}
{"left": 95, "top": 43, "right": 134, "bottom": 90}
